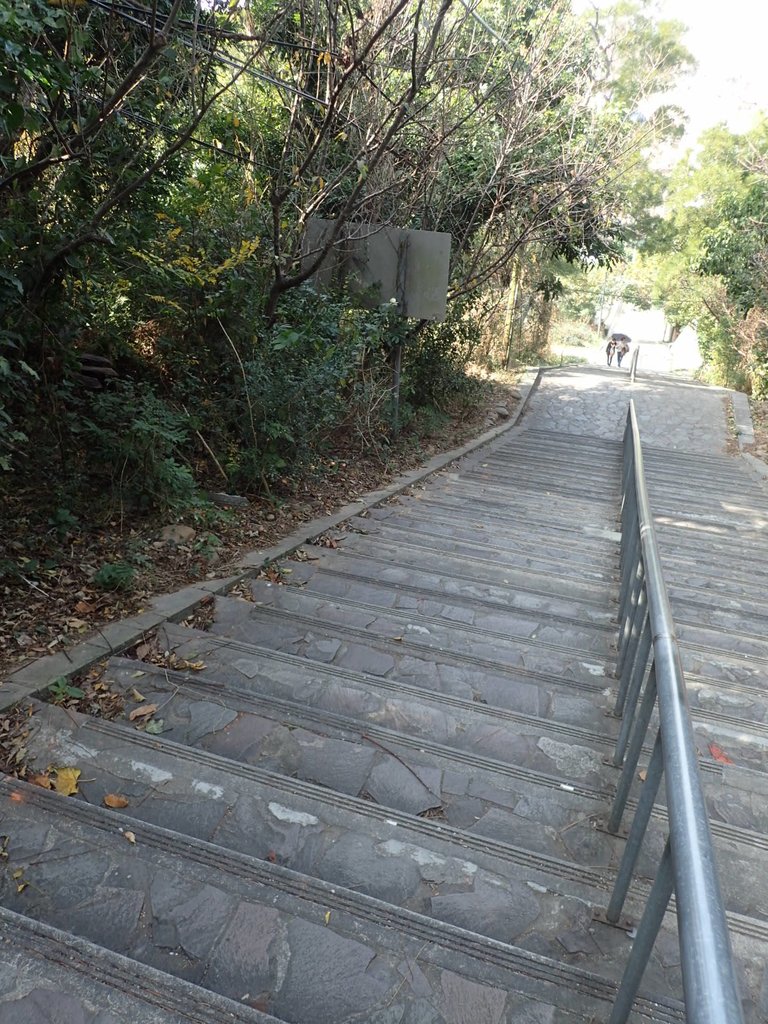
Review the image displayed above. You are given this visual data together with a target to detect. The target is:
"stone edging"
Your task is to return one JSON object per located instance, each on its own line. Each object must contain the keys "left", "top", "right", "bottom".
{"left": 0, "top": 367, "right": 542, "bottom": 710}
{"left": 731, "top": 389, "right": 755, "bottom": 450}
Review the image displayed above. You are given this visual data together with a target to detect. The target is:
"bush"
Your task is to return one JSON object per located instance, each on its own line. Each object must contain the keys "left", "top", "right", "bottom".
{"left": 83, "top": 382, "right": 198, "bottom": 512}
{"left": 402, "top": 302, "right": 483, "bottom": 414}
{"left": 92, "top": 561, "right": 135, "bottom": 591}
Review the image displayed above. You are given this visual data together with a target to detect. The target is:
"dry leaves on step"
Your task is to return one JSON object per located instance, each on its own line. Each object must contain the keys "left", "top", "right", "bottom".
{"left": 123, "top": 830, "right": 136, "bottom": 844}
{"left": 103, "top": 793, "right": 129, "bottom": 809}
{"left": 53, "top": 766, "right": 81, "bottom": 796}
{"left": 128, "top": 703, "right": 158, "bottom": 722}
{"left": 708, "top": 742, "right": 734, "bottom": 765}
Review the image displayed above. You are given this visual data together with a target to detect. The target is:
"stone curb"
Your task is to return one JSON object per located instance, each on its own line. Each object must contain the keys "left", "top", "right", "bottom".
{"left": 1, "top": 368, "right": 541, "bottom": 710}
{"left": 731, "top": 389, "right": 755, "bottom": 450}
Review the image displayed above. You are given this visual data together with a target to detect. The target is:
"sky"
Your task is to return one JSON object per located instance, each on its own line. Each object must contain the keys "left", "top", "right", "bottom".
{"left": 572, "top": 0, "right": 768, "bottom": 144}
{"left": 658, "top": 0, "right": 768, "bottom": 141}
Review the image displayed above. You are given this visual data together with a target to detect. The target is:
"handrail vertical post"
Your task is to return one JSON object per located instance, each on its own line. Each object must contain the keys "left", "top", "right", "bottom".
{"left": 607, "top": 728, "right": 664, "bottom": 922}
{"left": 609, "top": 664, "right": 658, "bottom": 826}
{"left": 608, "top": 838, "right": 674, "bottom": 1024}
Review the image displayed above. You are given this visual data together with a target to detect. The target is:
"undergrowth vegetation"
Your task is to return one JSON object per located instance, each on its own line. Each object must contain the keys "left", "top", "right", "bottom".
{"left": 0, "top": 0, "right": 692, "bottom": 530}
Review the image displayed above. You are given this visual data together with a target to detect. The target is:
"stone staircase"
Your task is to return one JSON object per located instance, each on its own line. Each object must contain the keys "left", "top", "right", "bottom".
{"left": 1, "top": 408, "right": 766, "bottom": 1022}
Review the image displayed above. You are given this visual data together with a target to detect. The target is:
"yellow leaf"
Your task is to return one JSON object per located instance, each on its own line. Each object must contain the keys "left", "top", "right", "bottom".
{"left": 232, "top": 116, "right": 240, "bottom": 127}
{"left": 324, "top": 910, "right": 331, "bottom": 925}
{"left": 129, "top": 686, "right": 145, "bottom": 698}
{"left": 123, "top": 831, "right": 136, "bottom": 844}
{"left": 16, "top": 882, "right": 27, "bottom": 894}
{"left": 53, "top": 767, "right": 81, "bottom": 796}
{"left": 12, "top": 869, "right": 23, "bottom": 880}
{"left": 103, "top": 794, "right": 129, "bottom": 809}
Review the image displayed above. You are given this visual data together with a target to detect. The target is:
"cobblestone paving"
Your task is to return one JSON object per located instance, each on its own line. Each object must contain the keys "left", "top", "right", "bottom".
{"left": 523, "top": 366, "right": 730, "bottom": 454}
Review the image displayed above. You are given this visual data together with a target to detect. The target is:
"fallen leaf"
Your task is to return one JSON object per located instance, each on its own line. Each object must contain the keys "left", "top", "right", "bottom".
{"left": 53, "top": 766, "right": 81, "bottom": 796}
{"left": 708, "top": 742, "right": 734, "bottom": 765}
{"left": 324, "top": 910, "right": 331, "bottom": 925}
{"left": 74, "top": 600, "right": 95, "bottom": 614}
{"left": 65, "top": 617, "right": 89, "bottom": 630}
{"left": 123, "top": 830, "right": 136, "bottom": 844}
{"left": 128, "top": 703, "right": 158, "bottom": 721}
{"left": 135, "top": 642, "right": 152, "bottom": 660}
{"left": 129, "top": 686, "right": 146, "bottom": 699}
{"left": 16, "top": 882, "right": 27, "bottom": 894}
{"left": 12, "top": 869, "right": 23, "bottom": 879}
{"left": 144, "top": 718, "right": 165, "bottom": 735}
{"left": 103, "top": 793, "right": 129, "bottom": 809}
{"left": 185, "top": 660, "right": 206, "bottom": 671}
{"left": 638, "top": 769, "right": 647, "bottom": 782}
{"left": 266, "top": 850, "right": 277, "bottom": 863}
{"left": 30, "top": 773, "right": 52, "bottom": 789}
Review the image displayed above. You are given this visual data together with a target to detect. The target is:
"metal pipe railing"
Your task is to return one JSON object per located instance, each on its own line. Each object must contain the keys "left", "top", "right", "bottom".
{"left": 605, "top": 402, "right": 743, "bottom": 1024}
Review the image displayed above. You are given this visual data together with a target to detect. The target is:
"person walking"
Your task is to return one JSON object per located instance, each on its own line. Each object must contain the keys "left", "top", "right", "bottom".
{"left": 606, "top": 338, "right": 616, "bottom": 366}
{"left": 616, "top": 337, "right": 630, "bottom": 367}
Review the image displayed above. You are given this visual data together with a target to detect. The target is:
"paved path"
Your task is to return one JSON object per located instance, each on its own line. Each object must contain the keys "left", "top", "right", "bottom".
{"left": 524, "top": 365, "right": 731, "bottom": 454}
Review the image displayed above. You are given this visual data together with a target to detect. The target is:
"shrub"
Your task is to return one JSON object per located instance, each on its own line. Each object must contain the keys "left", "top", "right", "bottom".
{"left": 83, "top": 382, "right": 198, "bottom": 512}
{"left": 92, "top": 562, "right": 135, "bottom": 591}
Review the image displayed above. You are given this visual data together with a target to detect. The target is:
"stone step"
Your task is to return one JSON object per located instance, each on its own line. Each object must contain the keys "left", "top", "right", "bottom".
{"left": 663, "top": 559, "right": 768, "bottom": 604}
{"left": 26, "top": 702, "right": 624, "bottom": 950}
{"left": 161, "top": 620, "right": 768, "bottom": 795}
{"left": 347, "top": 516, "right": 616, "bottom": 587}
{"left": 465, "top": 442, "right": 621, "bottom": 473}
{"left": 380, "top": 489, "right": 622, "bottom": 555}
{"left": 0, "top": 906, "right": 280, "bottom": 1024}
{"left": 97, "top": 655, "right": 768, "bottom": 934}
{"left": 322, "top": 531, "right": 613, "bottom": 608}
{"left": 460, "top": 463, "right": 621, "bottom": 494}
{"left": 437, "top": 473, "right": 621, "bottom": 508}
{"left": 678, "top": 619, "right": 768, "bottom": 668}
{"left": 651, "top": 494, "right": 768, "bottom": 525}
{"left": 0, "top": 778, "right": 685, "bottom": 1024}
{"left": 668, "top": 585, "right": 768, "bottom": 627}
{"left": 505, "top": 428, "right": 623, "bottom": 458}
{"left": 242, "top": 581, "right": 615, "bottom": 670}
{"left": 214, "top": 589, "right": 617, "bottom": 693}
{"left": 210, "top": 592, "right": 615, "bottom": 708}
{"left": 104, "top": 655, "right": 617, "bottom": 805}
{"left": 285, "top": 551, "right": 616, "bottom": 634}
{"left": 20, "top": 698, "right": 768, "bottom": 1017}
{"left": 643, "top": 457, "right": 766, "bottom": 492}
{"left": 655, "top": 526, "right": 768, "bottom": 572}
{"left": 161, "top": 619, "right": 615, "bottom": 736}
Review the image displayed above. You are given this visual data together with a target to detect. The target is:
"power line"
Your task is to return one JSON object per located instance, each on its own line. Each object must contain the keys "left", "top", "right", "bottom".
{"left": 85, "top": 0, "right": 330, "bottom": 106}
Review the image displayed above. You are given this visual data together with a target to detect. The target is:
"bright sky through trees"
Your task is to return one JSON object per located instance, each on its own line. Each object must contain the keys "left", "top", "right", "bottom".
{"left": 575, "top": 0, "right": 768, "bottom": 143}
{"left": 658, "top": 0, "right": 768, "bottom": 139}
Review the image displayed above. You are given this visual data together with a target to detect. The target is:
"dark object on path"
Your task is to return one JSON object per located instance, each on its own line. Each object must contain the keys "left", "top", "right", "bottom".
{"left": 606, "top": 339, "right": 616, "bottom": 366}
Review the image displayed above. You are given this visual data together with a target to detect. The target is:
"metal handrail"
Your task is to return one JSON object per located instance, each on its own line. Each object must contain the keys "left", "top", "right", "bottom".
{"left": 605, "top": 402, "right": 743, "bottom": 1024}
{"left": 629, "top": 345, "right": 639, "bottom": 383}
